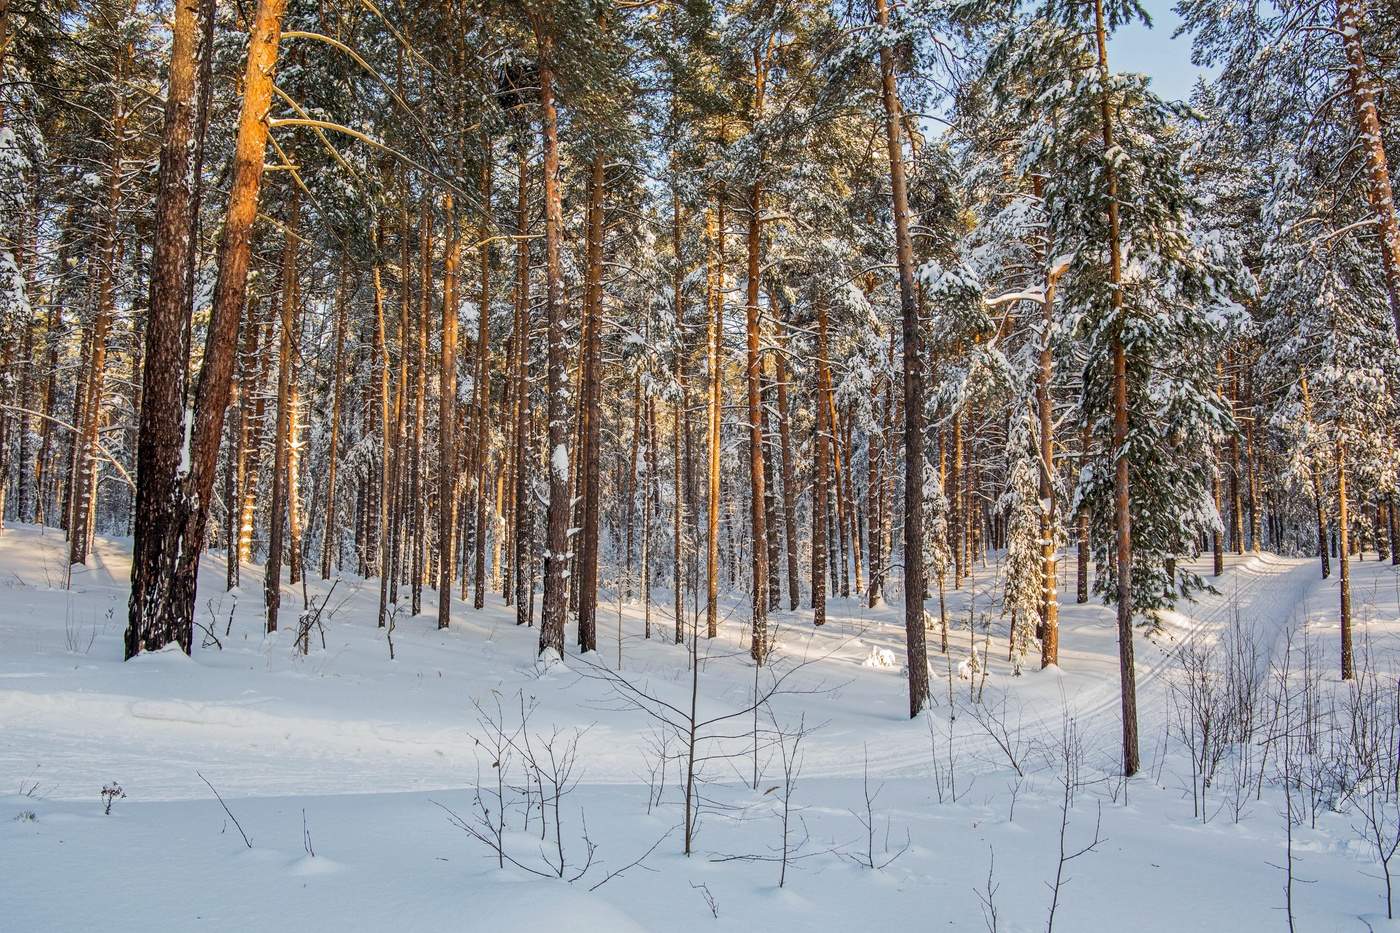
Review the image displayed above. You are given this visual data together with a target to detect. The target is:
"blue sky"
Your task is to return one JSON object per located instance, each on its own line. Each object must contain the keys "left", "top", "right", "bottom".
{"left": 1109, "top": 0, "right": 1211, "bottom": 102}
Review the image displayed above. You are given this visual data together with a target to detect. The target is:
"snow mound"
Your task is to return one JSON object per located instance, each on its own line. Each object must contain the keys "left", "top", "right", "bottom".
{"left": 862, "top": 646, "right": 899, "bottom": 669}
{"left": 957, "top": 648, "right": 986, "bottom": 681}
{"left": 287, "top": 855, "right": 345, "bottom": 877}
{"left": 127, "top": 642, "right": 193, "bottom": 666}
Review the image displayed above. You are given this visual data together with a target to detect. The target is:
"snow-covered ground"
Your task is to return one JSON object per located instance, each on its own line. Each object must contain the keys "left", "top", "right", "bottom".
{"left": 2, "top": 524, "right": 1396, "bottom": 931}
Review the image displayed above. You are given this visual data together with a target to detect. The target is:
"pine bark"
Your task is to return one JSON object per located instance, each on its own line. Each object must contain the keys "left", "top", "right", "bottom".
{"left": 1336, "top": 0, "right": 1400, "bottom": 343}
{"left": 320, "top": 265, "right": 349, "bottom": 580}
{"left": 812, "top": 295, "right": 830, "bottom": 627}
{"left": 511, "top": 150, "right": 534, "bottom": 627}
{"left": 1337, "top": 435, "right": 1353, "bottom": 680}
{"left": 1095, "top": 0, "right": 1139, "bottom": 776}
{"left": 165, "top": 0, "right": 289, "bottom": 655}
{"left": 264, "top": 198, "right": 300, "bottom": 634}
{"left": 771, "top": 300, "right": 800, "bottom": 611}
{"left": 876, "top": 0, "right": 930, "bottom": 717}
{"left": 744, "top": 173, "right": 770, "bottom": 663}
{"left": 471, "top": 142, "right": 495, "bottom": 612}
{"left": 69, "top": 26, "right": 132, "bottom": 571}
{"left": 536, "top": 35, "right": 570, "bottom": 659}
{"left": 1037, "top": 199, "right": 1061, "bottom": 668}
{"left": 439, "top": 191, "right": 461, "bottom": 631}
{"left": 125, "top": 0, "right": 203, "bottom": 655}
{"left": 577, "top": 153, "right": 604, "bottom": 653}
{"left": 705, "top": 203, "right": 723, "bottom": 640}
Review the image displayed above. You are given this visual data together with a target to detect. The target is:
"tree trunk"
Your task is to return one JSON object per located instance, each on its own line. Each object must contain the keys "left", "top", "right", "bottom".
{"left": 439, "top": 189, "right": 460, "bottom": 630}
{"left": 812, "top": 296, "right": 830, "bottom": 627}
{"left": 264, "top": 197, "right": 300, "bottom": 634}
{"left": 950, "top": 409, "right": 963, "bottom": 589}
{"left": 471, "top": 141, "right": 494, "bottom": 612}
{"left": 1336, "top": 0, "right": 1400, "bottom": 344}
{"left": 1077, "top": 417, "right": 1091, "bottom": 603}
{"left": 320, "top": 264, "right": 349, "bottom": 580}
{"left": 705, "top": 202, "right": 723, "bottom": 640}
{"left": 760, "top": 365, "right": 782, "bottom": 612}
{"left": 577, "top": 153, "right": 604, "bottom": 653}
{"left": 511, "top": 150, "right": 534, "bottom": 627}
{"left": 125, "top": 0, "right": 201, "bottom": 656}
{"left": 771, "top": 297, "right": 800, "bottom": 611}
{"left": 413, "top": 193, "right": 432, "bottom": 612}
{"left": 1337, "top": 435, "right": 1353, "bottom": 680}
{"left": 1094, "top": 0, "right": 1139, "bottom": 776}
{"left": 1037, "top": 193, "right": 1061, "bottom": 668}
{"left": 876, "top": 0, "right": 930, "bottom": 717}
{"left": 1228, "top": 359, "right": 1244, "bottom": 554}
{"left": 373, "top": 230, "right": 396, "bottom": 628}
{"left": 671, "top": 188, "right": 688, "bottom": 644}
{"left": 166, "top": 0, "right": 289, "bottom": 656}
{"left": 237, "top": 308, "right": 273, "bottom": 573}
{"left": 744, "top": 174, "right": 770, "bottom": 662}
{"left": 536, "top": 37, "right": 570, "bottom": 659}
{"left": 227, "top": 308, "right": 260, "bottom": 591}
{"left": 69, "top": 28, "right": 132, "bottom": 572}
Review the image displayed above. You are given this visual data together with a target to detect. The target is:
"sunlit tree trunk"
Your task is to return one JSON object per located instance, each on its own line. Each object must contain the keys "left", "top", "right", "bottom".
{"left": 1335, "top": 0, "right": 1400, "bottom": 342}
{"left": 705, "top": 202, "right": 723, "bottom": 640}
{"left": 166, "top": 0, "right": 289, "bottom": 654}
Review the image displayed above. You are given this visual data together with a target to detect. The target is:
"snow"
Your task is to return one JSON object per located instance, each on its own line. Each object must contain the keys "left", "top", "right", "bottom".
{"left": 0, "top": 526, "right": 1395, "bottom": 930}
{"left": 551, "top": 443, "right": 569, "bottom": 482}
{"left": 861, "top": 645, "right": 899, "bottom": 669}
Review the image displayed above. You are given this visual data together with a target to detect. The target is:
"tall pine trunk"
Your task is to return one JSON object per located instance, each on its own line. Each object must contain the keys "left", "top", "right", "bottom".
{"left": 265, "top": 198, "right": 300, "bottom": 634}
{"left": 439, "top": 190, "right": 460, "bottom": 630}
{"left": 536, "top": 35, "right": 570, "bottom": 659}
{"left": 126, "top": 0, "right": 201, "bottom": 656}
{"left": 320, "top": 264, "right": 349, "bottom": 580}
{"left": 165, "top": 0, "right": 289, "bottom": 655}
{"left": 875, "top": 0, "right": 930, "bottom": 717}
{"left": 1337, "top": 435, "right": 1353, "bottom": 680}
{"left": 69, "top": 25, "right": 132, "bottom": 572}
{"left": 1095, "top": 0, "right": 1139, "bottom": 776}
{"left": 744, "top": 170, "right": 770, "bottom": 663}
{"left": 1335, "top": 0, "right": 1400, "bottom": 343}
{"left": 577, "top": 154, "right": 604, "bottom": 653}
{"left": 705, "top": 202, "right": 723, "bottom": 640}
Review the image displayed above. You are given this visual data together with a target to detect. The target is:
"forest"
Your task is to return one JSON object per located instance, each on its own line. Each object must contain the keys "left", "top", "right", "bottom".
{"left": 2, "top": 0, "right": 1400, "bottom": 929}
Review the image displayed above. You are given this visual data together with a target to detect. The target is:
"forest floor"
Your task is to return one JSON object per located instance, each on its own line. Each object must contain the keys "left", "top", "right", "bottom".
{"left": 1, "top": 524, "right": 1396, "bottom": 931}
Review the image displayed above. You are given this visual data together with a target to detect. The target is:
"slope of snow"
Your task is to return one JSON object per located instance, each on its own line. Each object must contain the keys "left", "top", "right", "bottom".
{"left": 1, "top": 524, "right": 1395, "bottom": 930}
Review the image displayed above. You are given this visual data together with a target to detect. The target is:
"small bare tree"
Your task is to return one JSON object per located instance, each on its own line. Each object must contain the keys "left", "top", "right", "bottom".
{"left": 847, "top": 745, "right": 910, "bottom": 870}
{"left": 1045, "top": 715, "right": 1103, "bottom": 933}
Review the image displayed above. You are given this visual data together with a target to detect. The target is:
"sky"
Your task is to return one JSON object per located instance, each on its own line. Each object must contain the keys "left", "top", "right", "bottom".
{"left": 1109, "top": 0, "right": 1213, "bottom": 102}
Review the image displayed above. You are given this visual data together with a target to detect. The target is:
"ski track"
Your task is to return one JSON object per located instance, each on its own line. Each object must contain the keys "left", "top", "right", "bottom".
{"left": 795, "top": 552, "right": 1321, "bottom": 782}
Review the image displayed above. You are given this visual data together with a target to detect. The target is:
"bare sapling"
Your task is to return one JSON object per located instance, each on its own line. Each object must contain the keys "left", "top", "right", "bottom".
{"left": 847, "top": 744, "right": 910, "bottom": 869}
{"left": 1045, "top": 715, "right": 1103, "bottom": 933}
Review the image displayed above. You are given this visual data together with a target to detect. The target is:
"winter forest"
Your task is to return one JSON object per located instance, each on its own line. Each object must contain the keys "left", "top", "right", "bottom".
{"left": 2, "top": 0, "right": 1400, "bottom": 928}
